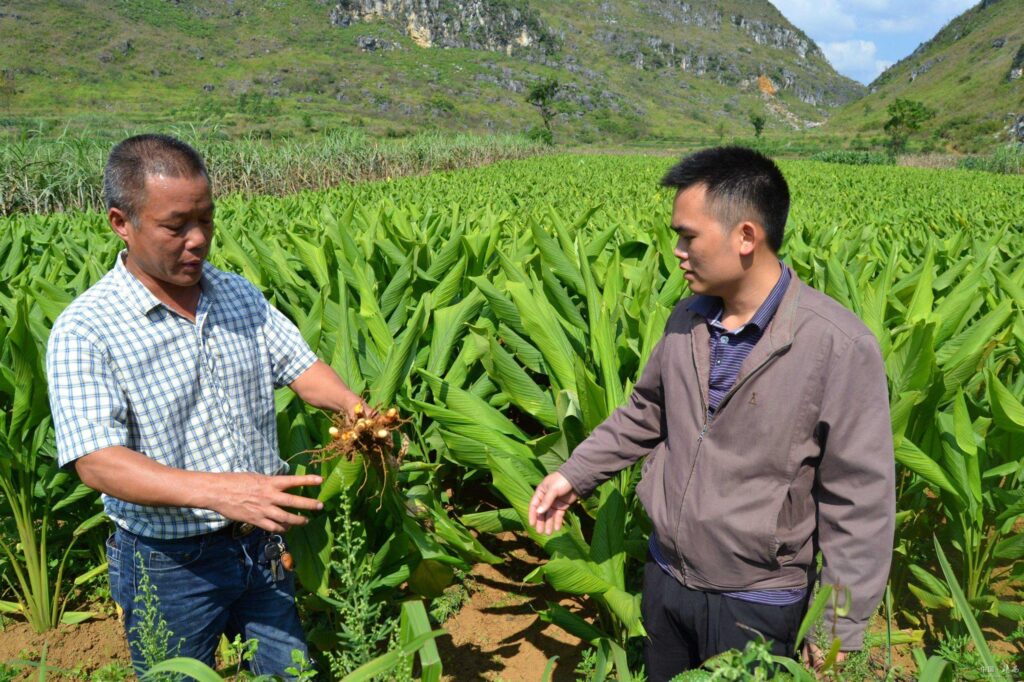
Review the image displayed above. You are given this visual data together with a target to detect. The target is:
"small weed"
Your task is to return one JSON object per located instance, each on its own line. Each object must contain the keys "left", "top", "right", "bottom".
{"left": 573, "top": 646, "right": 598, "bottom": 682}
{"left": 129, "top": 556, "right": 183, "bottom": 677}
{"left": 90, "top": 662, "right": 135, "bottom": 682}
{"left": 283, "top": 649, "right": 317, "bottom": 682}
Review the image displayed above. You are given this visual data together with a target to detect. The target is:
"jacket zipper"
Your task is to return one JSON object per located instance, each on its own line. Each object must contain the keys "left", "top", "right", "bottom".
{"left": 673, "top": 340, "right": 791, "bottom": 583}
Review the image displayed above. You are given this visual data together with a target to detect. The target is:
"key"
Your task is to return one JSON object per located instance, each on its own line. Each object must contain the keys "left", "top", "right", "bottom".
{"left": 264, "top": 536, "right": 285, "bottom": 582}
{"left": 267, "top": 534, "right": 294, "bottom": 574}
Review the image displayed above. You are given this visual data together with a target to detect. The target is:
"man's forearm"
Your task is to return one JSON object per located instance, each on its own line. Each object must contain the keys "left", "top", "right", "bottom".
{"left": 289, "top": 360, "right": 362, "bottom": 413}
{"left": 73, "top": 446, "right": 227, "bottom": 509}
{"left": 73, "top": 446, "right": 325, "bottom": 532}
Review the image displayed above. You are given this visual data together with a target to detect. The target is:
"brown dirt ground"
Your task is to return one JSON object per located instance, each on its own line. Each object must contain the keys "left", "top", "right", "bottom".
{"left": 0, "top": 532, "right": 594, "bottom": 681}
{"left": 0, "top": 614, "right": 130, "bottom": 679}
{"left": 436, "top": 532, "right": 594, "bottom": 682}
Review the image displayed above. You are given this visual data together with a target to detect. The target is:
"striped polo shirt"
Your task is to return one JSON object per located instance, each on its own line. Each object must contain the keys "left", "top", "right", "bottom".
{"left": 650, "top": 264, "right": 806, "bottom": 606}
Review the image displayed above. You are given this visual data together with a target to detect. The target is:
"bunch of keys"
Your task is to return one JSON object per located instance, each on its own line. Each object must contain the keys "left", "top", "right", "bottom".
{"left": 264, "top": 534, "right": 294, "bottom": 582}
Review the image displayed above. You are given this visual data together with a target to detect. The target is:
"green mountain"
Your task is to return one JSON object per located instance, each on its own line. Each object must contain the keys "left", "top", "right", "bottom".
{"left": 0, "top": 0, "right": 864, "bottom": 141}
{"left": 824, "top": 0, "right": 1024, "bottom": 152}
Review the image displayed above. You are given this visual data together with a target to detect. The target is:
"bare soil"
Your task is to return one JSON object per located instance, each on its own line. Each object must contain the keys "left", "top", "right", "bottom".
{"left": 436, "top": 532, "right": 594, "bottom": 682}
{"left": 0, "top": 533, "right": 593, "bottom": 681}
{"left": 0, "top": 614, "right": 130, "bottom": 679}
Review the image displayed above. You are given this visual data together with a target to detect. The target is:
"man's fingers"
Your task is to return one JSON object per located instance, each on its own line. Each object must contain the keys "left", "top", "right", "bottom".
{"left": 528, "top": 486, "right": 545, "bottom": 527}
{"left": 272, "top": 474, "right": 323, "bottom": 490}
{"left": 275, "top": 491, "right": 325, "bottom": 512}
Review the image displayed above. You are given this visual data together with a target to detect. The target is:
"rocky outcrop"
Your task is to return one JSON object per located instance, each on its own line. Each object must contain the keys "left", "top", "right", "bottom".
{"left": 909, "top": 57, "right": 942, "bottom": 81}
{"left": 1007, "top": 113, "right": 1024, "bottom": 143}
{"left": 1009, "top": 45, "right": 1024, "bottom": 81}
{"left": 731, "top": 16, "right": 819, "bottom": 60}
{"left": 355, "top": 35, "right": 401, "bottom": 51}
{"left": 329, "top": 0, "right": 557, "bottom": 55}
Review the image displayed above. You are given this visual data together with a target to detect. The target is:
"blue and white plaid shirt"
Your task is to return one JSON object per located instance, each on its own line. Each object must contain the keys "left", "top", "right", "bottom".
{"left": 46, "top": 251, "right": 319, "bottom": 539}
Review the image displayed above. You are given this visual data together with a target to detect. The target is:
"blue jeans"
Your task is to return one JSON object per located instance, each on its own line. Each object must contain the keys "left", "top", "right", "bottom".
{"left": 106, "top": 526, "right": 309, "bottom": 678}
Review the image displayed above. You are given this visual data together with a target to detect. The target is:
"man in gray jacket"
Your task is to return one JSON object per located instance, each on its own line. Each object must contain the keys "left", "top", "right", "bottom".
{"left": 528, "top": 146, "right": 895, "bottom": 680}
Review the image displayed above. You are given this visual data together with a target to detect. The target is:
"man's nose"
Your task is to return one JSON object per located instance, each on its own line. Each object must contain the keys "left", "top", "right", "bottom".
{"left": 185, "top": 225, "right": 210, "bottom": 250}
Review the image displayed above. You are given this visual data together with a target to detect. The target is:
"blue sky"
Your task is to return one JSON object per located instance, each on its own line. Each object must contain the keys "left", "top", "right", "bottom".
{"left": 770, "top": 0, "right": 979, "bottom": 85}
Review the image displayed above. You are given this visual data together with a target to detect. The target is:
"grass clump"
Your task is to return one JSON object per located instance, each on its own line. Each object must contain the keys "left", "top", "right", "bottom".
{"left": 809, "top": 150, "right": 895, "bottom": 166}
{"left": 957, "top": 144, "right": 1024, "bottom": 174}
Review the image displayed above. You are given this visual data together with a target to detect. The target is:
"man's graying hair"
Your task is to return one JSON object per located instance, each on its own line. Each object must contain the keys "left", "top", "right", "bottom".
{"left": 103, "top": 134, "right": 209, "bottom": 225}
{"left": 661, "top": 146, "right": 790, "bottom": 253}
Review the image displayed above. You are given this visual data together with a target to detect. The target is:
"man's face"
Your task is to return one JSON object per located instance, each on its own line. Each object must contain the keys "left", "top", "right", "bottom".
{"left": 670, "top": 184, "right": 745, "bottom": 298}
{"left": 112, "top": 174, "right": 214, "bottom": 290}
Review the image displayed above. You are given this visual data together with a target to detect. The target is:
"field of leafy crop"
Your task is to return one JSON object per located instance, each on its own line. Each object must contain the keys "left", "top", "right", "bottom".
{"left": 1, "top": 155, "right": 1022, "bottom": 680}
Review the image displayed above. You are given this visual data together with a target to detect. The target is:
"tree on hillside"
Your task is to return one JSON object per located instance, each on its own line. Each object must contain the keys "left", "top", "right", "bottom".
{"left": 749, "top": 112, "right": 766, "bottom": 138}
{"left": 883, "top": 98, "right": 935, "bottom": 154}
{"left": 526, "top": 78, "right": 560, "bottom": 144}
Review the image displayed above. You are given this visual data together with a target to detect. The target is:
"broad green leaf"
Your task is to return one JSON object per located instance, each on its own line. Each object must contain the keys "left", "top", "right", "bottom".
{"left": 484, "top": 336, "right": 558, "bottom": 427}
{"left": 894, "top": 439, "right": 960, "bottom": 500}
{"left": 933, "top": 537, "right": 1007, "bottom": 681}
{"left": 987, "top": 370, "right": 1024, "bottom": 433}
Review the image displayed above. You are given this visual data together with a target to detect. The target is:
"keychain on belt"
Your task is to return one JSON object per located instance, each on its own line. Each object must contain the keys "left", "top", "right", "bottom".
{"left": 264, "top": 534, "right": 294, "bottom": 582}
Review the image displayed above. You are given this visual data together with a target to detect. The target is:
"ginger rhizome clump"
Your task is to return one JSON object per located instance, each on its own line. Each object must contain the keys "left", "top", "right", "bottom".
{"left": 311, "top": 403, "right": 407, "bottom": 470}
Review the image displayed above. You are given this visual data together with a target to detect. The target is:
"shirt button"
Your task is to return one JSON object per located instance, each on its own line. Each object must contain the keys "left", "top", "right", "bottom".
{"left": 720, "top": 337, "right": 729, "bottom": 344}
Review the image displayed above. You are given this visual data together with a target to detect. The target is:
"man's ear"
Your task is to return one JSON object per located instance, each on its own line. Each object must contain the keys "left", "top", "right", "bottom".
{"left": 737, "top": 220, "right": 759, "bottom": 256}
{"left": 108, "top": 207, "right": 131, "bottom": 241}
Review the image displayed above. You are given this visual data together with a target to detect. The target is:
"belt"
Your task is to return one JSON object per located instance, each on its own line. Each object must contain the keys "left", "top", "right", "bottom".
{"left": 117, "top": 521, "right": 261, "bottom": 542}
{"left": 213, "top": 521, "right": 260, "bottom": 539}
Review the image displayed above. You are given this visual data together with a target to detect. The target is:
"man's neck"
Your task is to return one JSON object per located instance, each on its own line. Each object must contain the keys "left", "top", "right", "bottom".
{"left": 123, "top": 254, "right": 202, "bottom": 321}
{"left": 718, "top": 259, "right": 782, "bottom": 331}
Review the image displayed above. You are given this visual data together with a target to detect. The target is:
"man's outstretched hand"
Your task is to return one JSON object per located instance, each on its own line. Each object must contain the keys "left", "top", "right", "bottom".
{"left": 528, "top": 472, "right": 578, "bottom": 535}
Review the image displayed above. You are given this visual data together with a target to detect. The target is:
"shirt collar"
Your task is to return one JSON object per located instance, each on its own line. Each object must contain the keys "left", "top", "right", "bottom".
{"left": 686, "top": 262, "right": 791, "bottom": 332}
{"left": 112, "top": 250, "right": 215, "bottom": 316}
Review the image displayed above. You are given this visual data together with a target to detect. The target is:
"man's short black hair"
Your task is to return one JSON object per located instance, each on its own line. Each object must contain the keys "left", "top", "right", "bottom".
{"left": 660, "top": 146, "right": 790, "bottom": 252}
{"left": 103, "top": 134, "right": 209, "bottom": 225}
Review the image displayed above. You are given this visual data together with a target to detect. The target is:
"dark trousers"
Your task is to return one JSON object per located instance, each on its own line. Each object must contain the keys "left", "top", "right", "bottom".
{"left": 642, "top": 556, "right": 806, "bottom": 682}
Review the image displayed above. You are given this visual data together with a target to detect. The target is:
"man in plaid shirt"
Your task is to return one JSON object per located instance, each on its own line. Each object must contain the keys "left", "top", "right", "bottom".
{"left": 46, "top": 135, "right": 363, "bottom": 676}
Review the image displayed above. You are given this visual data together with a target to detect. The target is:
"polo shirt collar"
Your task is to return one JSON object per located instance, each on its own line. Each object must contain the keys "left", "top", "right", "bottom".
{"left": 112, "top": 249, "right": 215, "bottom": 316}
{"left": 685, "top": 261, "right": 791, "bottom": 332}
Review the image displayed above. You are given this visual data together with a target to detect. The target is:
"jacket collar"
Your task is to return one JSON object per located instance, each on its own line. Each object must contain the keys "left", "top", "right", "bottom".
{"left": 683, "top": 265, "right": 803, "bottom": 409}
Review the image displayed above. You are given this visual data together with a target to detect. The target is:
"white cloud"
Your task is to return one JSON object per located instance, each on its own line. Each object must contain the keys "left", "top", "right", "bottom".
{"left": 821, "top": 40, "right": 892, "bottom": 83}
{"left": 770, "top": 0, "right": 856, "bottom": 40}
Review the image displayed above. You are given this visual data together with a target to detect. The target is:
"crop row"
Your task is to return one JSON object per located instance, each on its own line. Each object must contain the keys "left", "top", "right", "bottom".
{"left": 0, "top": 155, "right": 1022, "bottom": 678}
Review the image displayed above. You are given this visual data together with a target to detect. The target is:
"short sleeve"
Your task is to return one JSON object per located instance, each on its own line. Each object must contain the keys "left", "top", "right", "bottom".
{"left": 46, "top": 329, "right": 130, "bottom": 467}
{"left": 262, "top": 301, "right": 319, "bottom": 388}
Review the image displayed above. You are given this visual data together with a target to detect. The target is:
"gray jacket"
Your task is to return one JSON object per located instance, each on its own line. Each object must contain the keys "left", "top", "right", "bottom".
{"left": 559, "top": 269, "right": 895, "bottom": 649}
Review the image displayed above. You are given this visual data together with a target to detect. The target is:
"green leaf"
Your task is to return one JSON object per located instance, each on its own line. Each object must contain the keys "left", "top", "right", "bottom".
{"left": 906, "top": 246, "right": 934, "bottom": 323}
{"left": 538, "top": 601, "right": 608, "bottom": 644}
{"left": 408, "top": 559, "right": 455, "bottom": 599}
{"left": 507, "top": 281, "right": 578, "bottom": 392}
{"left": 531, "top": 220, "right": 585, "bottom": 295}
{"left": 286, "top": 513, "right": 332, "bottom": 596}
{"left": 339, "top": 629, "right": 445, "bottom": 682}
{"left": 460, "top": 508, "right": 524, "bottom": 533}
{"left": 484, "top": 336, "right": 558, "bottom": 427}
{"left": 370, "top": 298, "right": 428, "bottom": 406}
{"left": 400, "top": 600, "right": 442, "bottom": 682}
{"left": 994, "top": 533, "right": 1024, "bottom": 560}
{"left": 141, "top": 658, "right": 223, "bottom": 682}
{"left": 589, "top": 488, "right": 626, "bottom": 590}
{"left": 794, "top": 585, "right": 833, "bottom": 653}
{"left": 318, "top": 456, "right": 366, "bottom": 503}
{"left": 59, "top": 611, "right": 94, "bottom": 625}
{"left": 933, "top": 536, "right": 1007, "bottom": 681}
{"left": 894, "top": 439, "right": 960, "bottom": 500}
{"left": 414, "top": 371, "right": 527, "bottom": 440}
{"left": 987, "top": 370, "right": 1024, "bottom": 434}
